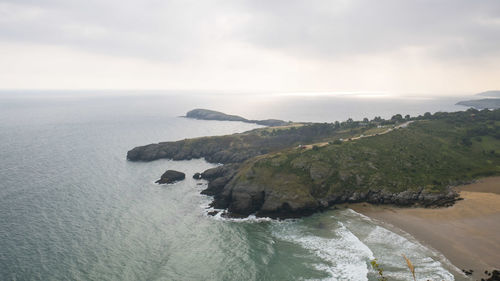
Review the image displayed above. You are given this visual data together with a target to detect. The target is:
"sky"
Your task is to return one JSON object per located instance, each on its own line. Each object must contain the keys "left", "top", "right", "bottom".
{"left": 0, "top": 0, "right": 499, "bottom": 95}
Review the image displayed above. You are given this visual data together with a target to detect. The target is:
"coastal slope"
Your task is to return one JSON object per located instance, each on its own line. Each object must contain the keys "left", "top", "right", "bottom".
{"left": 215, "top": 110, "right": 500, "bottom": 217}
{"left": 127, "top": 121, "right": 375, "bottom": 163}
{"left": 128, "top": 109, "right": 500, "bottom": 218}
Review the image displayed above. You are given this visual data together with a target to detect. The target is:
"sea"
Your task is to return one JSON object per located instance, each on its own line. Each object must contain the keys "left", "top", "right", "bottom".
{"left": 0, "top": 91, "right": 471, "bottom": 281}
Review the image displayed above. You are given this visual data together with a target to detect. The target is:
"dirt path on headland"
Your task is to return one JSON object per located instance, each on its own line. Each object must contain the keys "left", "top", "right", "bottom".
{"left": 351, "top": 176, "right": 500, "bottom": 280}
{"left": 303, "top": 121, "right": 413, "bottom": 149}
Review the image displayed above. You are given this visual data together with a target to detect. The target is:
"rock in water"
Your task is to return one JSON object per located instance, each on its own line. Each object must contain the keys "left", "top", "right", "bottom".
{"left": 193, "top": 172, "right": 202, "bottom": 179}
{"left": 156, "top": 170, "right": 185, "bottom": 184}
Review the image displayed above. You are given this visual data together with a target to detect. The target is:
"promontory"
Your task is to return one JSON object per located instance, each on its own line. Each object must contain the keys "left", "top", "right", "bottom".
{"left": 128, "top": 109, "right": 500, "bottom": 218}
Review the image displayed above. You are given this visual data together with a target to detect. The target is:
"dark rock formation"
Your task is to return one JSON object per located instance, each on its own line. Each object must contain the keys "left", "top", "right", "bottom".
{"left": 155, "top": 170, "right": 185, "bottom": 184}
{"left": 185, "top": 108, "right": 289, "bottom": 127}
{"left": 205, "top": 175, "right": 459, "bottom": 219}
{"left": 485, "top": 270, "right": 500, "bottom": 281}
{"left": 193, "top": 173, "right": 202, "bottom": 179}
{"left": 199, "top": 164, "right": 241, "bottom": 209}
{"left": 126, "top": 138, "right": 263, "bottom": 163}
{"left": 207, "top": 210, "right": 219, "bottom": 216}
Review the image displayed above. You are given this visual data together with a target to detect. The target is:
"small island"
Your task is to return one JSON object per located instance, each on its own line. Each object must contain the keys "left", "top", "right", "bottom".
{"left": 186, "top": 108, "right": 290, "bottom": 127}
{"left": 129, "top": 108, "right": 500, "bottom": 218}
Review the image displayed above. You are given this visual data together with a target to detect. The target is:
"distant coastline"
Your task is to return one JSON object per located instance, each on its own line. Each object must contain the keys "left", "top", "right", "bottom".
{"left": 456, "top": 98, "right": 500, "bottom": 109}
{"left": 456, "top": 90, "right": 500, "bottom": 109}
{"left": 477, "top": 90, "right": 500, "bottom": 98}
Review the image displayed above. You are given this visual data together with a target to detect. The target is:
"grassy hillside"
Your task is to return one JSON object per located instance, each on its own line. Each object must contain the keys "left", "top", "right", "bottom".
{"left": 221, "top": 109, "right": 500, "bottom": 216}
{"left": 127, "top": 120, "right": 382, "bottom": 163}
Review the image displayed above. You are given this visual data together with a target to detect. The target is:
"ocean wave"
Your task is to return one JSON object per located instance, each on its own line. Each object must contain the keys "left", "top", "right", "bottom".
{"left": 265, "top": 209, "right": 459, "bottom": 281}
{"left": 270, "top": 220, "right": 374, "bottom": 281}
{"left": 340, "top": 209, "right": 456, "bottom": 281}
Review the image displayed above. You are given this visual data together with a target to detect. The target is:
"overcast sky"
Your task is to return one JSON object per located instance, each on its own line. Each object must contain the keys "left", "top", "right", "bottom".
{"left": 1, "top": 0, "right": 499, "bottom": 95}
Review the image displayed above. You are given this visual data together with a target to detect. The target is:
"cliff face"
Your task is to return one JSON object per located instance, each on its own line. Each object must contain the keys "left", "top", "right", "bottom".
{"left": 126, "top": 135, "right": 263, "bottom": 163}
{"left": 213, "top": 151, "right": 461, "bottom": 218}
{"left": 128, "top": 109, "right": 500, "bottom": 219}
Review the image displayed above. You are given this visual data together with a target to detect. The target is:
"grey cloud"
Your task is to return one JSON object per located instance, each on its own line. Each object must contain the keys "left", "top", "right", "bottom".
{"left": 0, "top": 0, "right": 499, "bottom": 61}
{"left": 238, "top": 0, "right": 500, "bottom": 59}
{"left": 0, "top": 0, "right": 235, "bottom": 61}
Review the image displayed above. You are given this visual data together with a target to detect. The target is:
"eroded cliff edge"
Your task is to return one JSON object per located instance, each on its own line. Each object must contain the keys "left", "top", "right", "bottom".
{"left": 128, "top": 109, "right": 500, "bottom": 218}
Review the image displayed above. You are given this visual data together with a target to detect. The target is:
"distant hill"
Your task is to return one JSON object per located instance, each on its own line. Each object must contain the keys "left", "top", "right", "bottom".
{"left": 477, "top": 90, "right": 500, "bottom": 98}
{"left": 185, "top": 108, "right": 289, "bottom": 127}
{"left": 457, "top": 98, "right": 500, "bottom": 109}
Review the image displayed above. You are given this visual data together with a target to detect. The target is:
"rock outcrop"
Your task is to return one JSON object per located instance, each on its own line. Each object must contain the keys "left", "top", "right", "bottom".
{"left": 155, "top": 170, "right": 186, "bottom": 184}
{"left": 198, "top": 164, "right": 240, "bottom": 195}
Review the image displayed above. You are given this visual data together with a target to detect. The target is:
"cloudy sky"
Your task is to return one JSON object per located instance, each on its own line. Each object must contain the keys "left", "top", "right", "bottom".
{"left": 1, "top": 0, "right": 499, "bottom": 95}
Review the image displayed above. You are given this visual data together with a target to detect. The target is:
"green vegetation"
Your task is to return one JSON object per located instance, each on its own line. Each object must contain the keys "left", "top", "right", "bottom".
{"left": 129, "top": 108, "right": 500, "bottom": 217}
{"left": 370, "top": 259, "right": 388, "bottom": 281}
{"left": 230, "top": 109, "right": 500, "bottom": 204}
{"left": 371, "top": 256, "right": 418, "bottom": 281}
{"left": 127, "top": 117, "right": 389, "bottom": 163}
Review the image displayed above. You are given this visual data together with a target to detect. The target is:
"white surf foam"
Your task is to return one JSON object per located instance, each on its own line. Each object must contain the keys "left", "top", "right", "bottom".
{"left": 271, "top": 220, "right": 374, "bottom": 281}
{"left": 340, "top": 209, "right": 456, "bottom": 281}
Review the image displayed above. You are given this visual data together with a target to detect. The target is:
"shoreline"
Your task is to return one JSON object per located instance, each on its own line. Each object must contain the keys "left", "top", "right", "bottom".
{"left": 351, "top": 176, "right": 500, "bottom": 280}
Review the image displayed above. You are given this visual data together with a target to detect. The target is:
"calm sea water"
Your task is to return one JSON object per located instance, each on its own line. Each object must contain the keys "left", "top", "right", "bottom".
{"left": 0, "top": 91, "right": 469, "bottom": 280}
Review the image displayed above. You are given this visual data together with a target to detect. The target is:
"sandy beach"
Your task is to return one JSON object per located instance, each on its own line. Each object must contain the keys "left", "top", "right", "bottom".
{"left": 351, "top": 177, "right": 500, "bottom": 280}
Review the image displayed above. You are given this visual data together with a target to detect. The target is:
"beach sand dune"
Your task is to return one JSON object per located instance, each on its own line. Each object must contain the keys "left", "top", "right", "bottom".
{"left": 352, "top": 177, "right": 500, "bottom": 280}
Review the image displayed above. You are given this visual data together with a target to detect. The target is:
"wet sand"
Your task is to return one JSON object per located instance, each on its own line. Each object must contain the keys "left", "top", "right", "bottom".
{"left": 351, "top": 177, "right": 500, "bottom": 279}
